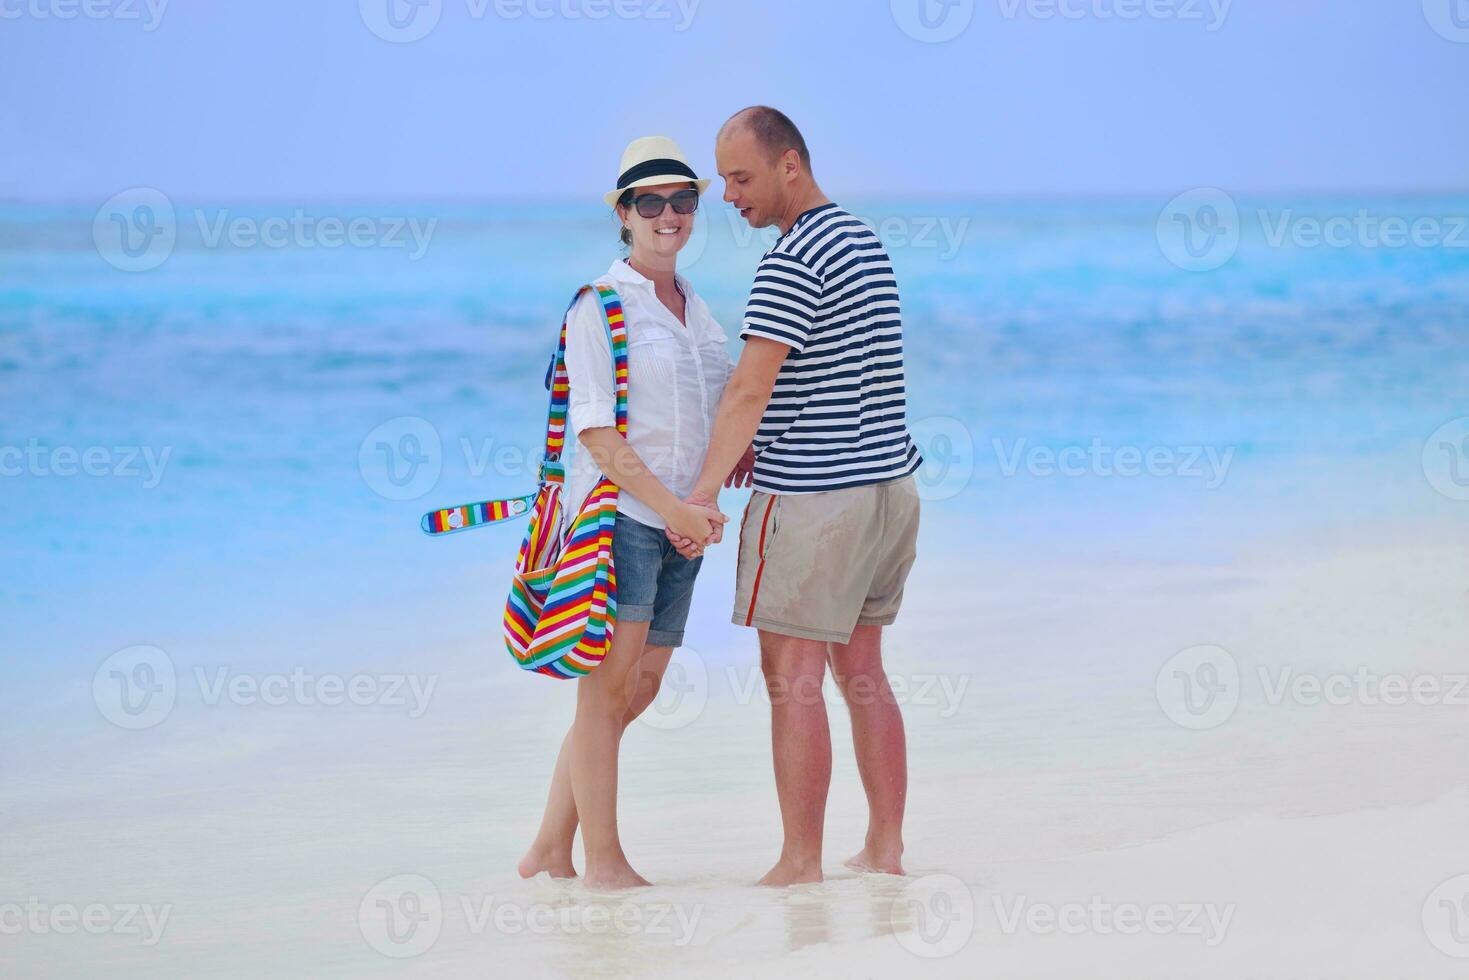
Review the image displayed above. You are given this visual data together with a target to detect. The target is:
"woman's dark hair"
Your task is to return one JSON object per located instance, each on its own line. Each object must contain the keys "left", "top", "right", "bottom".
{"left": 616, "top": 189, "right": 635, "bottom": 248}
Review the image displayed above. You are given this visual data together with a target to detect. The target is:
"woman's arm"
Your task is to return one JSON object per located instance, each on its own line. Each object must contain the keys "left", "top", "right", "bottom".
{"left": 576, "top": 426, "right": 726, "bottom": 544}
{"left": 562, "top": 291, "right": 725, "bottom": 544}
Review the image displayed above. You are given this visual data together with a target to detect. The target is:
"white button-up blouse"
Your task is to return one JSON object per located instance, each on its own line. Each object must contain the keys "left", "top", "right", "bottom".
{"left": 562, "top": 259, "right": 735, "bottom": 532}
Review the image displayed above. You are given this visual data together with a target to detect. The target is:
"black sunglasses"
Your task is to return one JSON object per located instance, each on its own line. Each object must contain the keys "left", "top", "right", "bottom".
{"left": 628, "top": 188, "right": 700, "bottom": 219}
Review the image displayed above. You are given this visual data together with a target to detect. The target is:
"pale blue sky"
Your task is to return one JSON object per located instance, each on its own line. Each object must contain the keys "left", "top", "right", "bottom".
{"left": 2, "top": 0, "right": 1466, "bottom": 200}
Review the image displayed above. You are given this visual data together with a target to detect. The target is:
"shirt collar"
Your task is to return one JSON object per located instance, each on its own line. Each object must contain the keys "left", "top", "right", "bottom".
{"left": 605, "top": 258, "right": 691, "bottom": 297}
{"left": 777, "top": 202, "right": 839, "bottom": 245}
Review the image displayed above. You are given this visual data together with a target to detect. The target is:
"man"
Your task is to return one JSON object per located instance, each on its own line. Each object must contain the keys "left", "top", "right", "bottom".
{"left": 670, "top": 106, "right": 924, "bottom": 885}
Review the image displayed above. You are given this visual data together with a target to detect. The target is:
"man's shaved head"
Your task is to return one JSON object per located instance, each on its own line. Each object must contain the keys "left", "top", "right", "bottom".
{"left": 716, "top": 105, "right": 824, "bottom": 232}
{"left": 719, "top": 106, "right": 812, "bottom": 173}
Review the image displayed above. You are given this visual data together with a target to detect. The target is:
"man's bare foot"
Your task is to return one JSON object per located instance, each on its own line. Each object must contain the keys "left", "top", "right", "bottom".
{"left": 756, "top": 858, "right": 823, "bottom": 887}
{"left": 517, "top": 844, "right": 577, "bottom": 880}
{"left": 582, "top": 863, "right": 651, "bottom": 889}
{"left": 843, "top": 845, "right": 905, "bottom": 876}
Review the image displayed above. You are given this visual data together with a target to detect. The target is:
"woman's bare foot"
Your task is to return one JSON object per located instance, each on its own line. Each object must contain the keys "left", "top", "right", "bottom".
{"left": 582, "top": 862, "right": 651, "bottom": 890}
{"left": 517, "top": 844, "right": 578, "bottom": 880}
{"left": 756, "top": 858, "right": 823, "bottom": 887}
{"left": 843, "top": 845, "right": 905, "bottom": 876}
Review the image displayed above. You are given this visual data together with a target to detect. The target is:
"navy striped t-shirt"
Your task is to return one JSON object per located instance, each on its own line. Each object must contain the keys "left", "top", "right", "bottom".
{"left": 739, "top": 203, "right": 924, "bottom": 494}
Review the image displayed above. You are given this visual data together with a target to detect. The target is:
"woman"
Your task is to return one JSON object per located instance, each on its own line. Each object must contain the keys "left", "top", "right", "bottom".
{"left": 517, "top": 136, "right": 750, "bottom": 889}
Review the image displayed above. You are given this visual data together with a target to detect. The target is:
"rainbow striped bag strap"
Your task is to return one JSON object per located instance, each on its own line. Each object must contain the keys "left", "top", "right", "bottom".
{"left": 544, "top": 282, "right": 630, "bottom": 461}
{"left": 418, "top": 283, "right": 627, "bottom": 536}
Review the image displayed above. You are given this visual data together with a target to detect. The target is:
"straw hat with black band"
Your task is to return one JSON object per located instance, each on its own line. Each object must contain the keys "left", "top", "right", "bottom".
{"left": 603, "top": 136, "right": 711, "bottom": 208}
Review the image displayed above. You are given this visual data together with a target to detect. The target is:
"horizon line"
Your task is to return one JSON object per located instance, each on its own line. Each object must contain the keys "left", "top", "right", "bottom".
{"left": 5, "top": 185, "right": 1469, "bottom": 208}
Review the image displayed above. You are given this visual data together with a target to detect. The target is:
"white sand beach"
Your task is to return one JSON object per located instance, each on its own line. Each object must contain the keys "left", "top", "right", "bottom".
{"left": 6, "top": 526, "right": 1467, "bottom": 978}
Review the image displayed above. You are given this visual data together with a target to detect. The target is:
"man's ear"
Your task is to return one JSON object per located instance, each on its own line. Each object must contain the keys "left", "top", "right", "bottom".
{"left": 780, "top": 148, "right": 801, "bottom": 181}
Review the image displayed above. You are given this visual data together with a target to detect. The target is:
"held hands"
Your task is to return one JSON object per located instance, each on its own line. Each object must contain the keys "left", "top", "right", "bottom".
{"left": 665, "top": 446, "right": 752, "bottom": 559}
{"left": 664, "top": 490, "right": 726, "bottom": 560}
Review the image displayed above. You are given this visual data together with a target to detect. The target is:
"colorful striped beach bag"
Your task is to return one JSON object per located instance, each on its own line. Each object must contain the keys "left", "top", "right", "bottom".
{"left": 503, "top": 283, "right": 628, "bottom": 679}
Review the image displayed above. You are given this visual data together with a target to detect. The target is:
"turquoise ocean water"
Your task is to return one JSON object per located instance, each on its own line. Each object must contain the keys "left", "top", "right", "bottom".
{"left": 3, "top": 195, "right": 1468, "bottom": 686}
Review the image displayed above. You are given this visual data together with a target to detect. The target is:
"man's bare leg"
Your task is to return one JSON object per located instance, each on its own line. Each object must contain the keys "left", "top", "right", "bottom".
{"left": 829, "top": 624, "right": 907, "bottom": 875}
{"left": 756, "top": 628, "right": 832, "bottom": 886}
{"left": 517, "top": 642, "right": 676, "bottom": 880}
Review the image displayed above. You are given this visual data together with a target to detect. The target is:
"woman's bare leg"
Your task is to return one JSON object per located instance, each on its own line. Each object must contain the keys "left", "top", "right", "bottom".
{"left": 518, "top": 642, "right": 676, "bottom": 879}
{"left": 569, "top": 621, "right": 681, "bottom": 888}
{"left": 518, "top": 730, "right": 580, "bottom": 879}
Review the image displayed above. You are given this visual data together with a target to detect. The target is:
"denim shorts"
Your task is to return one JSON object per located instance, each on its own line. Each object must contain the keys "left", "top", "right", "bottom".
{"left": 612, "top": 513, "right": 704, "bottom": 648}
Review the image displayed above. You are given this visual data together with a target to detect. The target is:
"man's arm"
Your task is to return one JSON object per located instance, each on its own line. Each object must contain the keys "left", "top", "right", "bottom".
{"left": 668, "top": 249, "right": 817, "bottom": 556}
{"left": 692, "top": 336, "right": 790, "bottom": 502}
{"left": 579, "top": 427, "right": 726, "bottom": 543}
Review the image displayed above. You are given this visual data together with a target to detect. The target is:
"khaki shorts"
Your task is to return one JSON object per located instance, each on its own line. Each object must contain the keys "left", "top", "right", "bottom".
{"left": 732, "top": 474, "right": 921, "bottom": 645}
